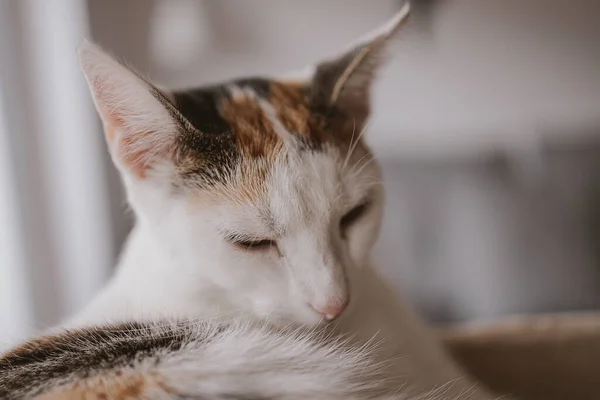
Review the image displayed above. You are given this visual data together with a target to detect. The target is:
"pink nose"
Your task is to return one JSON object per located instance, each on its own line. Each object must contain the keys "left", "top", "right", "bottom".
{"left": 311, "top": 297, "right": 350, "bottom": 321}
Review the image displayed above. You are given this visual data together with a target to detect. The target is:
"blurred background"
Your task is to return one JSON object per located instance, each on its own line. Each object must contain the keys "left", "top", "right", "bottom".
{"left": 1, "top": 0, "right": 600, "bottom": 347}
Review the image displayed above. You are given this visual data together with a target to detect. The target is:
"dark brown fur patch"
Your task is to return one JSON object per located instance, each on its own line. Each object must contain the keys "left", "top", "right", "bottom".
{"left": 0, "top": 322, "right": 202, "bottom": 399}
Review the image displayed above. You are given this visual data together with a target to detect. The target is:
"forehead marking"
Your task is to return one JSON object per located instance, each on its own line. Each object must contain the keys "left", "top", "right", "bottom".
{"left": 220, "top": 85, "right": 284, "bottom": 158}
{"left": 257, "top": 97, "right": 296, "bottom": 148}
{"left": 171, "top": 77, "right": 369, "bottom": 194}
{"left": 225, "top": 84, "right": 302, "bottom": 150}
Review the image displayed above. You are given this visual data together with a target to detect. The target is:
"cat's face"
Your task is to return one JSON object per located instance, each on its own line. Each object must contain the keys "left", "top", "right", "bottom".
{"left": 80, "top": 6, "right": 409, "bottom": 326}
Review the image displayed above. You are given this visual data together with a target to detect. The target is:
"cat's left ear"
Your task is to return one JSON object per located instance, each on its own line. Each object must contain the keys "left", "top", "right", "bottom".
{"left": 78, "top": 40, "right": 189, "bottom": 181}
{"left": 310, "top": 3, "right": 410, "bottom": 123}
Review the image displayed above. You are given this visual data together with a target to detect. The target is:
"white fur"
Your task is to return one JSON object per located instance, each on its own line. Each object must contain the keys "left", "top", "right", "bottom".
{"left": 33, "top": 321, "right": 480, "bottom": 400}
{"left": 157, "top": 321, "right": 479, "bottom": 400}
{"left": 140, "top": 320, "right": 487, "bottom": 400}
{"left": 72, "top": 7, "right": 495, "bottom": 399}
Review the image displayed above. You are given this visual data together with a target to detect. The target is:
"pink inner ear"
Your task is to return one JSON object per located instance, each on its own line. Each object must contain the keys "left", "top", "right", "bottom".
{"left": 95, "top": 81, "right": 123, "bottom": 146}
{"left": 102, "top": 111, "right": 153, "bottom": 180}
{"left": 105, "top": 125, "right": 116, "bottom": 144}
{"left": 120, "top": 131, "right": 162, "bottom": 180}
{"left": 86, "top": 59, "right": 175, "bottom": 180}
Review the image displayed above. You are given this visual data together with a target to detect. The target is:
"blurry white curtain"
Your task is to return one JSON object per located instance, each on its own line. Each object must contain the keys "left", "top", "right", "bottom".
{"left": 0, "top": 0, "right": 114, "bottom": 347}
{"left": 0, "top": 75, "right": 34, "bottom": 349}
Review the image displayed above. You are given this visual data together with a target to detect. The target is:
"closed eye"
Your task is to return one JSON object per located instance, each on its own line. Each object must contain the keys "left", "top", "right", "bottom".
{"left": 340, "top": 201, "right": 370, "bottom": 238}
{"left": 225, "top": 234, "right": 277, "bottom": 252}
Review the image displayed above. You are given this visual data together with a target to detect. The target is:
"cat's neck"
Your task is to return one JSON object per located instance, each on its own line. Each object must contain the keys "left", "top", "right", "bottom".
{"left": 67, "top": 223, "right": 244, "bottom": 327}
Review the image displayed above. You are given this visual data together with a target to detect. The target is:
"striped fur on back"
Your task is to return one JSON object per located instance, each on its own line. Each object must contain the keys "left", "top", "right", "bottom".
{"left": 0, "top": 320, "right": 458, "bottom": 400}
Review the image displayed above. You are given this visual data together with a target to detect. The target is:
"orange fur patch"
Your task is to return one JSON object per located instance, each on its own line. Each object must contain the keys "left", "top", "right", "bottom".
{"left": 268, "top": 83, "right": 311, "bottom": 138}
{"left": 220, "top": 90, "right": 283, "bottom": 158}
{"left": 220, "top": 82, "right": 334, "bottom": 157}
{"left": 32, "top": 371, "right": 162, "bottom": 400}
{"left": 268, "top": 81, "right": 361, "bottom": 149}
{"left": 216, "top": 89, "right": 282, "bottom": 205}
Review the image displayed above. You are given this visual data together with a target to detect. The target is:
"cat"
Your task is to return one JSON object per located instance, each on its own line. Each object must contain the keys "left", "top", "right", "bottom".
{"left": 0, "top": 319, "right": 475, "bottom": 400}
{"left": 64, "top": 2, "right": 495, "bottom": 398}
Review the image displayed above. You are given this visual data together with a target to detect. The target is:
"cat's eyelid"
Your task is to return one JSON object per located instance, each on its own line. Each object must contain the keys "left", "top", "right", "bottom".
{"left": 220, "top": 230, "right": 277, "bottom": 253}
{"left": 225, "top": 234, "right": 274, "bottom": 244}
{"left": 221, "top": 229, "right": 273, "bottom": 243}
{"left": 347, "top": 197, "right": 372, "bottom": 214}
{"left": 340, "top": 198, "right": 372, "bottom": 233}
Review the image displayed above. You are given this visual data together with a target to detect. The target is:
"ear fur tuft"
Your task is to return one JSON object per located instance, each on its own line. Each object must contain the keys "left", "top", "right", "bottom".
{"left": 78, "top": 40, "right": 180, "bottom": 179}
{"left": 311, "top": 3, "right": 411, "bottom": 117}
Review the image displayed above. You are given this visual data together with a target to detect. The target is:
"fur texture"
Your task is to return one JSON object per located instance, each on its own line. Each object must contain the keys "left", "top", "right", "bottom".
{"left": 0, "top": 320, "right": 479, "bottom": 400}
{"left": 61, "top": 2, "right": 494, "bottom": 399}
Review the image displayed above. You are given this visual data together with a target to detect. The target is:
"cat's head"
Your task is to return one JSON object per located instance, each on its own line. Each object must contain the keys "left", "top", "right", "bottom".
{"left": 79, "top": 4, "right": 410, "bottom": 326}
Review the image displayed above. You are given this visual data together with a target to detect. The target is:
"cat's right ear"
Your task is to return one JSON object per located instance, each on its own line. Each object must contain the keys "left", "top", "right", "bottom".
{"left": 78, "top": 41, "right": 187, "bottom": 180}
{"left": 309, "top": 3, "right": 410, "bottom": 132}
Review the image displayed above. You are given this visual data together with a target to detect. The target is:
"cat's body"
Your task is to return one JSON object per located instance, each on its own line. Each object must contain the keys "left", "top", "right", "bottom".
{"left": 4, "top": 3, "right": 496, "bottom": 399}
{"left": 1, "top": 320, "right": 476, "bottom": 400}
